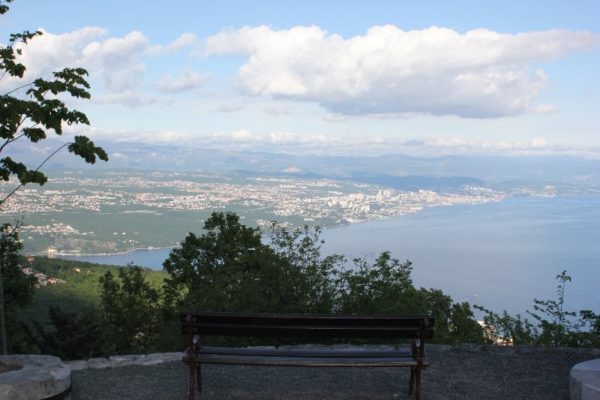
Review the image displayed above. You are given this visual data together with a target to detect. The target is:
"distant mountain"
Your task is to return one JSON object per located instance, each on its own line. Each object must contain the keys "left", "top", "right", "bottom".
{"left": 16, "top": 139, "right": 600, "bottom": 188}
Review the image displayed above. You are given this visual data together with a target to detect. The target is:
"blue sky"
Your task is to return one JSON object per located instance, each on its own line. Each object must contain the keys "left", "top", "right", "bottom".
{"left": 1, "top": 0, "right": 599, "bottom": 157}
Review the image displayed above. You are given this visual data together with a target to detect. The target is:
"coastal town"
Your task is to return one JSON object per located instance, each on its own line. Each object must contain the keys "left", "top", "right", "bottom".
{"left": 20, "top": 256, "right": 67, "bottom": 287}
{"left": 0, "top": 171, "right": 509, "bottom": 254}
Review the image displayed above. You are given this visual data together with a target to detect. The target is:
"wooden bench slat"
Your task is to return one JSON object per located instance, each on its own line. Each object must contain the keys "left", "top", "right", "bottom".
{"left": 183, "top": 312, "right": 433, "bottom": 326}
{"left": 195, "top": 346, "right": 413, "bottom": 358}
{"left": 183, "top": 323, "right": 434, "bottom": 338}
{"left": 184, "top": 311, "right": 433, "bottom": 319}
{"left": 190, "top": 353, "right": 424, "bottom": 367}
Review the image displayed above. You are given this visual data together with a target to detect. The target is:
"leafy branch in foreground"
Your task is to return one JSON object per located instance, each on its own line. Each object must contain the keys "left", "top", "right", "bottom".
{"left": 475, "top": 270, "right": 600, "bottom": 347}
{"left": 0, "top": 1, "right": 107, "bottom": 208}
{"left": 0, "top": 0, "right": 108, "bottom": 354}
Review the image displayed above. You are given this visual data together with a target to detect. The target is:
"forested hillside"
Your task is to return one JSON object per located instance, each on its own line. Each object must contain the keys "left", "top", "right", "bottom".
{"left": 4, "top": 212, "right": 597, "bottom": 360}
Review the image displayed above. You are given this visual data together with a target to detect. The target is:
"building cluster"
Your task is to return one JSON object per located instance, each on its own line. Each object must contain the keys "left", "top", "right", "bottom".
{"left": 19, "top": 223, "right": 81, "bottom": 238}
{"left": 273, "top": 187, "right": 506, "bottom": 223}
{"left": 1, "top": 171, "right": 508, "bottom": 254}
{"left": 21, "top": 266, "right": 66, "bottom": 288}
{"left": 2, "top": 173, "right": 506, "bottom": 222}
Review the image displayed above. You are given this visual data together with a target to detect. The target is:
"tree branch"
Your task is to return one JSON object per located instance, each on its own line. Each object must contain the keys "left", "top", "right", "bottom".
{"left": 0, "top": 115, "right": 29, "bottom": 155}
{"left": 0, "top": 142, "right": 70, "bottom": 207}
{"left": 2, "top": 80, "right": 34, "bottom": 96}
{"left": 0, "top": 133, "right": 24, "bottom": 154}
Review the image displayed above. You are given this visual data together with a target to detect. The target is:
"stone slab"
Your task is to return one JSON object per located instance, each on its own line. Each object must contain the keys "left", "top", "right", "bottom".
{"left": 570, "top": 358, "right": 600, "bottom": 400}
{"left": 133, "top": 352, "right": 182, "bottom": 366}
{"left": 86, "top": 357, "right": 112, "bottom": 369}
{"left": 0, "top": 355, "right": 71, "bottom": 400}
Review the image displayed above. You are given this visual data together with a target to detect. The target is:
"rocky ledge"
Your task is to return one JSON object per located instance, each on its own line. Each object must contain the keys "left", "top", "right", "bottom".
{"left": 570, "top": 358, "right": 600, "bottom": 400}
{"left": 0, "top": 355, "right": 71, "bottom": 400}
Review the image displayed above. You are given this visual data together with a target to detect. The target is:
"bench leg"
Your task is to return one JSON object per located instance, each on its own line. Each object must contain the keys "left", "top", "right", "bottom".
{"left": 408, "top": 367, "right": 415, "bottom": 395}
{"left": 414, "top": 365, "right": 422, "bottom": 400}
{"left": 188, "top": 362, "right": 195, "bottom": 400}
{"left": 188, "top": 363, "right": 203, "bottom": 399}
{"left": 196, "top": 364, "right": 202, "bottom": 393}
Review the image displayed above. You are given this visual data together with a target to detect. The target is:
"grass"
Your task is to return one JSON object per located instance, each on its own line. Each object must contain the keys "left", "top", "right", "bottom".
{"left": 21, "top": 256, "right": 169, "bottom": 324}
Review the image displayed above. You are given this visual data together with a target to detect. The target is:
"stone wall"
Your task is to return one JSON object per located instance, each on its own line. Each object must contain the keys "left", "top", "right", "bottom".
{"left": 66, "top": 352, "right": 182, "bottom": 371}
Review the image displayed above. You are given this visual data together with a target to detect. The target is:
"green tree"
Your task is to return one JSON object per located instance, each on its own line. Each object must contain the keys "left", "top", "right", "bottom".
{"left": 475, "top": 270, "right": 599, "bottom": 347}
{"left": 163, "top": 211, "right": 263, "bottom": 310}
{"left": 268, "top": 223, "right": 342, "bottom": 313}
{"left": 163, "top": 212, "right": 308, "bottom": 313}
{"left": 337, "top": 252, "right": 418, "bottom": 314}
{"left": 474, "top": 305, "right": 537, "bottom": 345}
{"left": 0, "top": 0, "right": 107, "bottom": 354}
{"left": 337, "top": 253, "right": 484, "bottom": 344}
{"left": 528, "top": 270, "right": 599, "bottom": 347}
{"left": 0, "top": 222, "right": 35, "bottom": 353}
{"left": 99, "top": 265, "right": 161, "bottom": 354}
{"left": 25, "top": 305, "right": 107, "bottom": 360}
{"left": 447, "top": 301, "right": 484, "bottom": 344}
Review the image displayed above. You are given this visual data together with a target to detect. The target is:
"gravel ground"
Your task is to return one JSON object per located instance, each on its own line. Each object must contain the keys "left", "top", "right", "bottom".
{"left": 71, "top": 345, "right": 599, "bottom": 400}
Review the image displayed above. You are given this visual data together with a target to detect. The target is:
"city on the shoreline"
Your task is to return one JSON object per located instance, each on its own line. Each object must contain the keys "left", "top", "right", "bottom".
{"left": 0, "top": 170, "right": 565, "bottom": 255}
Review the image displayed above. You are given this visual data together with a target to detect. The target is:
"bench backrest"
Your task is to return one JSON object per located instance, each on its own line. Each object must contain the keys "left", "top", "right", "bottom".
{"left": 181, "top": 311, "right": 434, "bottom": 339}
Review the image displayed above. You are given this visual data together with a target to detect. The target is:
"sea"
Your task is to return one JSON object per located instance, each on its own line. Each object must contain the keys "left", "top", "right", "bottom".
{"left": 60, "top": 196, "right": 600, "bottom": 316}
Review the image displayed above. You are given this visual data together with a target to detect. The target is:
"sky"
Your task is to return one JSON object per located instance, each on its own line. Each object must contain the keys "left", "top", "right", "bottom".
{"left": 1, "top": 0, "right": 599, "bottom": 158}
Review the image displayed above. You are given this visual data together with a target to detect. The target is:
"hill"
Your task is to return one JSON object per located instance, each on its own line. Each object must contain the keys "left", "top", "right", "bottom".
{"left": 21, "top": 257, "right": 168, "bottom": 325}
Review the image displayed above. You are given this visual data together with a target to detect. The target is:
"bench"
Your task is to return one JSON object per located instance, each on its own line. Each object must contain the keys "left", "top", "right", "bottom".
{"left": 181, "top": 311, "right": 434, "bottom": 400}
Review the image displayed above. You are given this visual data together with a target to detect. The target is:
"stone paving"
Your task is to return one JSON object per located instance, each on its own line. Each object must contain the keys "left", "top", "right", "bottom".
{"left": 69, "top": 345, "right": 600, "bottom": 400}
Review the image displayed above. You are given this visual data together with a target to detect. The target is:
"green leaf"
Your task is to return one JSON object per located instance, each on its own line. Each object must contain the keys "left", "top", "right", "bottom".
{"left": 68, "top": 136, "right": 109, "bottom": 164}
{"left": 0, "top": 156, "right": 48, "bottom": 185}
{"left": 22, "top": 127, "right": 47, "bottom": 142}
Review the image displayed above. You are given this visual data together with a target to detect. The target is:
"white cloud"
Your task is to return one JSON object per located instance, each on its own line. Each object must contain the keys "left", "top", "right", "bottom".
{"left": 64, "top": 124, "right": 600, "bottom": 158}
{"left": 322, "top": 113, "right": 350, "bottom": 123}
{"left": 3, "top": 28, "right": 202, "bottom": 106}
{"left": 3, "top": 27, "right": 104, "bottom": 84}
{"left": 532, "top": 104, "right": 558, "bottom": 114}
{"left": 263, "top": 105, "right": 294, "bottom": 116}
{"left": 205, "top": 25, "right": 600, "bottom": 118}
{"left": 147, "top": 32, "right": 199, "bottom": 55}
{"left": 406, "top": 136, "right": 600, "bottom": 157}
{"left": 110, "top": 152, "right": 129, "bottom": 160}
{"left": 81, "top": 30, "right": 149, "bottom": 92}
{"left": 168, "top": 33, "right": 199, "bottom": 51}
{"left": 92, "top": 90, "right": 158, "bottom": 107}
{"left": 155, "top": 71, "right": 204, "bottom": 93}
{"left": 215, "top": 101, "right": 246, "bottom": 113}
{"left": 200, "top": 131, "right": 600, "bottom": 158}
{"left": 2, "top": 27, "right": 148, "bottom": 95}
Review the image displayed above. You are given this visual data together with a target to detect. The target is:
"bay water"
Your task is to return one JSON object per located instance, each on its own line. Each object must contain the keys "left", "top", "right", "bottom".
{"left": 61, "top": 196, "right": 600, "bottom": 315}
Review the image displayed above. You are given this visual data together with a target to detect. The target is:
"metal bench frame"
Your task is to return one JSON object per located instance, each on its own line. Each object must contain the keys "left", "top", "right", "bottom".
{"left": 181, "top": 311, "right": 434, "bottom": 400}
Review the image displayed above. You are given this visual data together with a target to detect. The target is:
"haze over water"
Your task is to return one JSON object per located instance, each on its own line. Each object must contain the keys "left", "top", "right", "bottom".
{"left": 62, "top": 195, "right": 600, "bottom": 316}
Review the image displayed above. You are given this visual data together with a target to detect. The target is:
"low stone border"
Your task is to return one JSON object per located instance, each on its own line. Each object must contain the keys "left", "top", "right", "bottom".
{"left": 66, "top": 352, "right": 183, "bottom": 371}
{"left": 452, "top": 343, "right": 600, "bottom": 356}
{"left": 570, "top": 358, "right": 600, "bottom": 400}
{"left": 0, "top": 355, "right": 71, "bottom": 400}
{"left": 65, "top": 345, "right": 600, "bottom": 372}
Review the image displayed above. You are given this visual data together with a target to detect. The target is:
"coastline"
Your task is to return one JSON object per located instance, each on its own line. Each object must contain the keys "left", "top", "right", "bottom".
{"left": 33, "top": 194, "right": 591, "bottom": 259}
{"left": 34, "top": 194, "right": 600, "bottom": 315}
{"left": 38, "top": 208, "right": 433, "bottom": 257}
{"left": 35, "top": 245, "right": 177, "bottom": 258}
